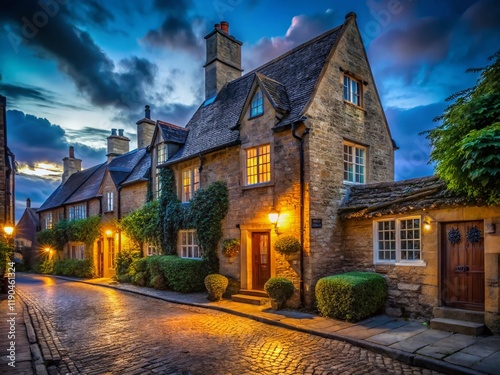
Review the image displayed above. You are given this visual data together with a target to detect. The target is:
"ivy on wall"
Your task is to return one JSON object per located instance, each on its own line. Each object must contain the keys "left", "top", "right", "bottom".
{"left": 120, "top": 167, "right": 229, "bottom": 274}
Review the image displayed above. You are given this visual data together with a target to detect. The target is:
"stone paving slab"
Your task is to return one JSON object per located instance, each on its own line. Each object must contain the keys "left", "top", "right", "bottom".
{"left": 417, "top": 333, "right": 482, "bottom": 359}
{"left": 462, "top": 336, "right": 500, "bottom": 358}
{"left": 367, "top": 321, "right": 428, "bottom": 345}
{"left": 389, "top": 329, "right": 453, "bottom": 353}
{"left": 472, "top": 352, "right": 500, "bottom": 374}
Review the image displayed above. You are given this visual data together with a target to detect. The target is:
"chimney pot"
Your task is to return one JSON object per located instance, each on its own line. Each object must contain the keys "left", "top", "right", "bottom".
{"left": 26, "top": 198, "right": 31, "bottom": 208}
{"left": 214, "top": 23, "right": 220, "bottom": 30}
{"left": 145, "top": 105, "right": 151, "bottom": 119}
{"left": 118, "top": 129, "right": 124, "bottom": 137}
{"left": 69, "top": 146, "right": 75, "bottom": 158}
{"left": 220, "top": 21, "right": 229, "bottom": 34}
{"left": 111, "top": 128, "right": 117, "bottom": 136}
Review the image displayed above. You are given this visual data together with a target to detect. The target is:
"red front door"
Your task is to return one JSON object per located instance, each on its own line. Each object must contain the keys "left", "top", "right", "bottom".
{"left": 441, "top": 221, "right": 485, "bottom": 311}
{"left": 252, "top": 232, "right": 270, "bottom": 290}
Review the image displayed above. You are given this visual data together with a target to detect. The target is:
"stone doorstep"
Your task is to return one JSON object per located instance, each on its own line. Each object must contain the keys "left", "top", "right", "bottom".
{"left": 430, "top": 318, "right": 485, "bottom": 336}
{"left": 239, "top": 289, "right": 269, "bottom": 298}
{"left": 433, "top": 307, "right": 485, "bottom": 324}
{"left": 231, "top": 293, "right": 269, "bottom": 305}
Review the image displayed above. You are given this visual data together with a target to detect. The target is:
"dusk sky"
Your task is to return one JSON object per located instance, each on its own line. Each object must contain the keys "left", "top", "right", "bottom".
{"left": 1, "top": 0, "right": 499, "bottom": 221}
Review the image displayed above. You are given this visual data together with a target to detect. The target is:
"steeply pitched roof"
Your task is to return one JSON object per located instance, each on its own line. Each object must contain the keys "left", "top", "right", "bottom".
{"left": 122, "top": 150, "right": 151, "bottom": 185}
{"left": 25, "top": 207, "right": 40, "bottom": 227}
{"left": 38, "top": 163, "right": 105, "bottom": 211}
{"left": 166, "top": 24, "right": 343, "bottom": 164}
{"left": 38, "top": 148, "right": 151, "bottom": 212}
{"left": 338, "top": 176, "right": 478, "bottom": 219}
{"left": 158, "top": 121, "right": 189, "bottom": 144}
{"left": 256, "top": 73, "right": 290, "bottom": 113}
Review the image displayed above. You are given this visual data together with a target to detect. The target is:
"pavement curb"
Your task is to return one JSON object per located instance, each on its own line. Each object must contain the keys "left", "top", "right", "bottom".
{"left": 20, "top": 298, "right": 48, "bottom": 375}
{"left": 53, "top": 275, "right": 487, "bottom": 375}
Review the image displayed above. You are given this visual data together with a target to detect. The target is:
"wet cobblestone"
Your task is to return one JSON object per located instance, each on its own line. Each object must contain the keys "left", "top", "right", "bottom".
{"left": 18, "top": 274, "right": 441, "bottom": 375}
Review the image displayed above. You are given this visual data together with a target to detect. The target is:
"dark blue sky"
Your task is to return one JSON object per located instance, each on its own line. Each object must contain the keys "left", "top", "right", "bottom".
{"left": 1, "top": 0, "right": 499, "bottom": 221}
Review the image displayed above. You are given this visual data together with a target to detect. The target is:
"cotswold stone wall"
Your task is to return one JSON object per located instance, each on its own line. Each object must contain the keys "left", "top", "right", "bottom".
{"left": 302, "top": 16, "right": 395, "bottom": 304}
{"left": 120, "top": 182, "right": 147, "bottom": 217}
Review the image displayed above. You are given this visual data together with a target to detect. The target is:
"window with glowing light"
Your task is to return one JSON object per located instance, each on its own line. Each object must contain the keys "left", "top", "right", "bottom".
{"left": 179, "top": 230, "right": 200, "bottom": 259}
{"left": 250, "top": 89, "right": 263, "bottom": 117}
{"left": 373, "top": 217, "right": 422, "bottom": 264}
{"left": 106, "top": 192, "right": 114, "bottom": 212}
{"left": 343, "top": 75, "right": 361, "bottom": 106}
{"left": 246, "top": 144, "right": 271, "bottom": 186}
{"left": 146, "top": 243, "right": 157, "bottom": 256}
{"left": 45, "top": 212, "right": 53, "bottom": 229}
{"left": 69, "top": 243, "right": 85, "bottom": 259}
{"left": 69, "top": 204, "right": 86, "bottom": 220}
{"left": 157, "top": 143, "right": 167, "bottom": 164}
{"left": 343, "top": 142, "right": 366, "bottom": 184}
{"left": 182, "top": 167, "right": 200, "bottom": 202}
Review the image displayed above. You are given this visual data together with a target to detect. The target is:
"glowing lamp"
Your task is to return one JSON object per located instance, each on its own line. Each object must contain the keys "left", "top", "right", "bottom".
{"left": 3, "top": 225, "right": 14, "bottom": 236}
{"left": 105, "top": 229, "right": 113, "bottom": 237}
{"left": 268, "top": 208, "right": 280, "bottom": 234}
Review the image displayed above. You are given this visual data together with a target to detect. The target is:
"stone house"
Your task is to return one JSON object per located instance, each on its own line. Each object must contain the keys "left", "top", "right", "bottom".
{"left": 0, "top": 95, "right": 16, "bottom": 230}
{"left": 37, "top": 125, "right": 152, "bottom": 278}
{"left": 15, "top": 198, "right": 40, "bottom": 267}
{"left": 148, "top": 13, "right": 395, "bottom": 306}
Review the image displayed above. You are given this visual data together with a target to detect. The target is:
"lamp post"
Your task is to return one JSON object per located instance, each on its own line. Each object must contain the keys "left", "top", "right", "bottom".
{"left": 1, "top": 224, "right": 15, "bottom": 293}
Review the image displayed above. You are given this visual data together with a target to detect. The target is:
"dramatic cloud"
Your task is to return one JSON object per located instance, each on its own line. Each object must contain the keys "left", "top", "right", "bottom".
{"left": 243, "top": 10, "right": 339, "bottom": 71}
{"left": 143, "top": 0, "right": 203, "bottom": 55}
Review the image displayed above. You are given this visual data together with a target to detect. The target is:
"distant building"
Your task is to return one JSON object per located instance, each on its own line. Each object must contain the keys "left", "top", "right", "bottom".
{"left": 15, "top": 198, "right": 40, "bottom": 267}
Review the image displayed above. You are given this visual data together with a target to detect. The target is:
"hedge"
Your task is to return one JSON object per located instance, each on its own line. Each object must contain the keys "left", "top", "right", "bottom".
{"left": 126, "top": 255, "right": 208, "bottom": 293}
{"left": 53, "top": 259, "right": 94, "bottom": 278}
{"left": 315, "top": 272, "right": 387, "bottom": 322}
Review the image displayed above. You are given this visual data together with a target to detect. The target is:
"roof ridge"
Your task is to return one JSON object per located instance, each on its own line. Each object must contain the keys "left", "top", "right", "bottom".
{"left": 229, "top": 24, "right": 343, "bottom": 87}
{"left": 157, "top": 120, "right": 187, "bottom": 131}
{"left": 256, "top": 72, "right": 286, "bottom": 86}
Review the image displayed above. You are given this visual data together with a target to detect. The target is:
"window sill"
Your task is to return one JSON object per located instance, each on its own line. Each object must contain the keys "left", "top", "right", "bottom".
{"left": 249, "top": 113, "right": 264, "bottom": 120}
{"left": 375, "top": 261, "right": 427, "bottom": 267}
{"left": 242, "top": 182, "right": 274, "bottom": 191}
{"left": 343, "top": 100, "right": 365, "bottom": 111}
{"left": 343, "top": 181, "right": 365, "bottom": 186}
{"left": 104, "top": 210, "right": 114, "bottom": 214}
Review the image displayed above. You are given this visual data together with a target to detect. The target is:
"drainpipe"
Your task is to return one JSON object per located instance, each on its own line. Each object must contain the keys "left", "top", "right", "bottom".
{"left": 117, "top": 186, "right": 122, "bottom": 256}
{"left": 292, "top": 117, "right": 309, "bottom": 307}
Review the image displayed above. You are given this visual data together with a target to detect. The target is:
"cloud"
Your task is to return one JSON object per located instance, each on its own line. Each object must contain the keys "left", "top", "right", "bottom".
{"left": 15, "top": 175, "right": 61, "bottom": 221}
{"left": 243, "top": 11, "right": 339, "bottom": 71}
{"left": 6, "top": 110, "right": 105, "bottom": 168}
{"left": 1, "top": 1, "right": 158, "bottom": 115}
{"left": 142, "top": 0, "right": 203, "bottom": 55}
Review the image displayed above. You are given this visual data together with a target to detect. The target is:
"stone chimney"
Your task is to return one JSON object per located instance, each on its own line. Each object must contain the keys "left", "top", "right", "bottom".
{"left": 107, "top": 129, "right": 130, "bottom": 162}
{"left": 204, "top": 20, "right": 243, "bottom": 100}
{"left": 62, "top": 146, "right": 82, "bottom": 184}
{"left": 136, "top": 105, "right": 156, "bottom": 149}
{"left": 26, "top": 198, "right": 31, "bottom": 208}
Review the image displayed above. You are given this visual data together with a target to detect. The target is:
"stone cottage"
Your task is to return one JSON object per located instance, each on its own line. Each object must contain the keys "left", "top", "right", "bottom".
{"left": 15, "top": 198, "right": 40, "bottom": 268}
{"left": 148, "top": 13, "right": 395, "bottom": 306}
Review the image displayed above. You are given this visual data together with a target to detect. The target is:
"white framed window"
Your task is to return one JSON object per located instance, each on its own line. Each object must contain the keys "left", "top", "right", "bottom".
{"left": 69, "top": 243, "right": 85, "bottom": 259}
{"left": 45, "top": 212, "right": 53, "bottom": 229}
{"left": 344, "top": 75, "right": 361, "bottom": 106}
{"left": 179, "top": 230, "right": 201, "bottom": 259}
{"left": 373, "top": 217, "right": 424, "bottom": 265}
{"left": 107, "top": 237, "right": 115, "bottom": 268}
{"left": 106, "top": 192, "right": 114, "bottom": 212}
{"left": 156, "top": 170, "right": 162, "bottom": 199}
{"left": 246, "top": 144, "right": 271, "bottom": 186}
{"left": 69, "top": 204, "right": 86, "bottom": 220}
{"left": 182, "top": 168, "right": 200, "bottom": 202}
{"left": 250, "top": 89, "right": 263, "bottom": 117}
{"left": 157, "top": 143, "right": 167, "bottom": 164}
{"left": 146, "top": 243, "right": 157, "bottom": 256}
{"left": 343, "top": 142, "right": 366, "bottom": 184}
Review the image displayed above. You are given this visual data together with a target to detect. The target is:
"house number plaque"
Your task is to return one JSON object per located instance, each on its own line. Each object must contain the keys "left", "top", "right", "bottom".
{"left": 311, "top": 219, "right": 322, "bottom": 228}
{"left": 455, "top": 265, "right": 469, "bottom": 272}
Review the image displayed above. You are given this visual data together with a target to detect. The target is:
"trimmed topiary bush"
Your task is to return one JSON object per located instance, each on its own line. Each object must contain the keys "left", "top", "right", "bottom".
{"left": 274, "top": 236, "right": 301, "bottom": 255}
{"left": 264, "top": 277, "right": 295, "bottom": 304}
{"left": 315, "top": 272, "right": 387, "bottom": 322}
{"left": 205, "top": 274, "right": 229, "bottom": 301}
{"left": 53, "top": 259, "right": 94, "bottom": 278}
{"left": 158, "top": 256, "right": 208, "bottom": 292}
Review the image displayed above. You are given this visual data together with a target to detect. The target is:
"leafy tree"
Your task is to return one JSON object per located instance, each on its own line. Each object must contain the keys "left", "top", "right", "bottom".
{"left": 425, "top": 50, "right": 500, "bottom": 204}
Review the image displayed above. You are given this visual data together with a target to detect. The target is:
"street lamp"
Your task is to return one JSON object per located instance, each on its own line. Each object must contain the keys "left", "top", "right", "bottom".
{"left": 268, "top": 208, "right": 280, "bottom": 235}
{"left": 3, "top": 225, "right": 14, "bottom": 236}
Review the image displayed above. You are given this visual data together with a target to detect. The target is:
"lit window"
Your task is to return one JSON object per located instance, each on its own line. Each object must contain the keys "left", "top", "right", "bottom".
{"left": 146, "top": 243, "right": 157, "bottom": 256}
{"left": 246, "top": 144, "right": 271, "bottom": 185}
{"left": 106, "top": 192, "right": 114, "bottom": 212}
{"left": 344, "top": 76, "right": 361, "bottom": 106}
{"left": 45, "top": 212, "right": 53, "bottom": 229}
{"left": 182, "top": 168, "right": 200, "bottom": 202}
{"left": 69, "top": 204, "right": 86, "bottom": 220}
{"left": 374, "top": 217, "right": 421, "bottom": 263}
{"left": 69, "top": 243, "right": 85, "bottom": 259}
{"left": 250, "top": 89, "right": 263, "bottom": 117}
{"left": 107, "top": 237, "right": 115, "bottom": 268}
{"left": 343, "top": 142, "right": 366, "bottom": 184}
{"left": 179, "top": 230, "right": 201, "bottom": 259}
{"left": 157, "top": 143, "right": 167, "bottom": 164}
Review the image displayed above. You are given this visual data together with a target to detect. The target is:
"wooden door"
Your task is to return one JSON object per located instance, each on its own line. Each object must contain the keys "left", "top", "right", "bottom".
{"left": 252, "top": 232, "right": 270, "bottom": 290}
{"left": 97, "top": 240, "right": 104, "bottom": 277}
{"left": 441, "top": 221, "right": 484, "bottom": 311}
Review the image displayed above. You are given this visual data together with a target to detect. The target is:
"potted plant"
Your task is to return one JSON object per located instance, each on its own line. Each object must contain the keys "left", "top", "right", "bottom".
{"left": 264, "top": 277, "right": 295, "bottom": 310}
{"left": 274, "top": 235, "right": 301, "bottom": 260}
{"left": 222, "top": 239, "right": 240, "bottom": 258}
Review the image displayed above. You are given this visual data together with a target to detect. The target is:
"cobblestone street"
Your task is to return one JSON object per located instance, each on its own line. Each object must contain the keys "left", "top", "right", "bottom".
{"left": 16, "top": 274, "right": 441, "bottom": 375}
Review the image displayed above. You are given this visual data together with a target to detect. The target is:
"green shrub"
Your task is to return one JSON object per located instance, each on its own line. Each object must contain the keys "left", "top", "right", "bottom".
{"left": 133, "top": 271, "right": 147, "bottom": 286}
{"left": 315, "top": 272, "right": 387, "bottom": 322}
{"left": 221, "top": 239, "right": 240, "bottom": 258}
{"left": 264, "top": 277, "right": 295, "bottom": 303}
{"left": 32, "top": 259, "right": 54, "bottom": 274}
{"left": 205, "top": 274, "right": 229, "bottom": 301}
{"left": 115, "top": 247, "right": 140, "bottom": 278}
{"left": 159, "top": 256, "right": 208, "bottom": 292}
{"left": 274, "top": 236, "right": 301, "bottom": 255}
{"left": 223, "top": 276, "right": 241, "bottom": 298}
{"left": 150, "top": 274, "right": 168, "bottom": 290}
{"left": 53, "top": 259, "right": 94, "bottom": 278}
{"left": 129, "top": 257, "right": 149, "bottom": 285}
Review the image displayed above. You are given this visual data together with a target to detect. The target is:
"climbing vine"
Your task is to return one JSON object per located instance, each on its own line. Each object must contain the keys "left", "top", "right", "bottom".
{"left": 120, "top": 200, "right": 161, "bottom": 250}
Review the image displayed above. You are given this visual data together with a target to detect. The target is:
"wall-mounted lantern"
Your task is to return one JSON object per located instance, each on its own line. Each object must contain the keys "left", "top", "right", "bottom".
{"left": 268, "top": 208, "right": 280, "bottom": 235}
